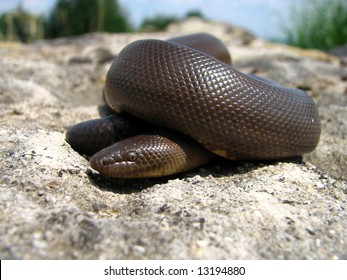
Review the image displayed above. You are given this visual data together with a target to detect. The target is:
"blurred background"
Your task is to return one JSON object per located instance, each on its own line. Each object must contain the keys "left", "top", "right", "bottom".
{"left": 0, "top": 0, "right": 346, "bottom": 50}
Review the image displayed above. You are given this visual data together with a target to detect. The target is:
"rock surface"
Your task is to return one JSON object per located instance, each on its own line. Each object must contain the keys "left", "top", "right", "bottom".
{"left": 0, "top": 18, "right": 346, "bottom": 259}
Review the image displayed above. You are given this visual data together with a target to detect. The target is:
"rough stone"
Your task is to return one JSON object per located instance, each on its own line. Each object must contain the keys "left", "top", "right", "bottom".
{"left": 0, "top": 19, "right": 346, "bottom": 259}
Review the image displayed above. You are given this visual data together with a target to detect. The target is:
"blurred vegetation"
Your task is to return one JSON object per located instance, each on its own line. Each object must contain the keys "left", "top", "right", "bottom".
{"left": 185, "top": 10, "right": 204, "bottom": 18}
{"left": 139, "top": 14, "right": 179, "bottom": 32}
{"left": 45, "top": 0, "right": 131, "bottom": 38}
{"left": 0, "top": 0, "right": 131, "bottom": 42}
{"left": 285, "top": 0, "right": 347, "bottom": 50}
{"left": 2, "top": 0, "right": 346, "bottom": 51}
{"left": 0, "top": 5, "right": 44, "bottom": 43}
{"left": 139, "top": 10, "right": 204, "bottom": 32}
{"left": 0, "top": 1, "right": 204, "bottom": 42}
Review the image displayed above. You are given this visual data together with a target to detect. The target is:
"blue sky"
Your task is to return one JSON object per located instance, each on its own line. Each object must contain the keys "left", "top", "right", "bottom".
{"left": 0, "top": 0, "right": 300, "bottom": 40}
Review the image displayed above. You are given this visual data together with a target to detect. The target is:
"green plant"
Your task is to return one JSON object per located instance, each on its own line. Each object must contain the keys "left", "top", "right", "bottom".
{"left": 138, "top": 9, "right": 204, "bottom": 32}
{"left": 139, "top": 14, "right": 179, "bottom": 32}
{"left": 0, "top": 6, "right": 44, "bottom": 42}
{"left": 285, "top": 0, "right": 347, "bottom": 50}
{"left": 185, "top": 10, "right": 204, "bottom": 19}
{"left": 45, "top": 0, "right": 131, "bottom": 38}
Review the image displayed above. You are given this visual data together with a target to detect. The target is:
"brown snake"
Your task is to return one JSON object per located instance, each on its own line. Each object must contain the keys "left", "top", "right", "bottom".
{"left": 66, "top": 33, "right": 321, "bottom": 178}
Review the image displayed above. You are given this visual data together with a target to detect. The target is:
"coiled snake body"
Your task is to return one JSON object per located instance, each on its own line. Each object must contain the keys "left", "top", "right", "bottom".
{"left": 66, "top": 34, "right": 321, "bottom": 178}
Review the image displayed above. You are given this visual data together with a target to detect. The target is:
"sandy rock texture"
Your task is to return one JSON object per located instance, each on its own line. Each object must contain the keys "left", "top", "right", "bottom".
{"left": 0, "top": 18, "right": 346, "bottom": 259}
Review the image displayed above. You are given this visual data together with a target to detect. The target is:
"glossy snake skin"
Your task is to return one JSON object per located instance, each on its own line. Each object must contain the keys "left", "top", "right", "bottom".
{"left": 66, "top": 34, "right": 321, "bottom": 178}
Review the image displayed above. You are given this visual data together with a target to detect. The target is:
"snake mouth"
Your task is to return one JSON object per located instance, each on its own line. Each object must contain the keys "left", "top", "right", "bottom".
{"left": 90, "top": 156, "right": 138, "bottom": 178}
{"left": 90, "top": 152, "right": 167, "bottom": 178}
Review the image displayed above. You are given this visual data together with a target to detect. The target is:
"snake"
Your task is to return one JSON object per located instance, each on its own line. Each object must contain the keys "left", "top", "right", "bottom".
{"left": 66, "top": 33, "right": 321, "bottom": 178}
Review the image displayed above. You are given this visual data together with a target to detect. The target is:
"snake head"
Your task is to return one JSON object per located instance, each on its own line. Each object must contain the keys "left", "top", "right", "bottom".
{"left": 89, "top": 131, "right": 213, "bottom": 178}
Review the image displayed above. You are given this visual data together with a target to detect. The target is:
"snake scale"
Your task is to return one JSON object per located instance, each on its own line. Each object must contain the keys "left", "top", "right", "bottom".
{"left": 66, "top": 33, "right": 321, "bottom": 178}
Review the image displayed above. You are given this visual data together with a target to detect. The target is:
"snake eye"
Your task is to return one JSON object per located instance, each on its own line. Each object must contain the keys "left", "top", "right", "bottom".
{"left": 127, "top": 151, "right": 138, "bottom": 161}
